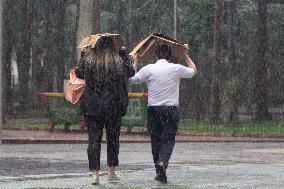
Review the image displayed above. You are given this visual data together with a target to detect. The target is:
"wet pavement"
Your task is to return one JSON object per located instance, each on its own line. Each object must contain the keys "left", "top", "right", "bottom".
{"left": 1, "top": 142, "right": 284, "bottom": 189}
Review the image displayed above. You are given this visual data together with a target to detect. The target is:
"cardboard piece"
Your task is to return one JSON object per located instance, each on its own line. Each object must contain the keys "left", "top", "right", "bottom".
{"left": 130, "top": 33, "right": 189, "bottom": 62}
{"left": 77, "top": 33, "right": 124, "bottom": 51}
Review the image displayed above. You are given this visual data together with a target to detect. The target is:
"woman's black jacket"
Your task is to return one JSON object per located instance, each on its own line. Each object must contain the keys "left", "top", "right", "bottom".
{"left": 75, "top": 50, "right": 135, "bottom": 117}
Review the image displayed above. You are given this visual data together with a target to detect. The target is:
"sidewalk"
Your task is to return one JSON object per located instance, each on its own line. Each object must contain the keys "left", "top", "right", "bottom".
{"left": 1, "top": 142, "right": 284, "bottom": 189}
{"left": 3, "top": 128, "right": 284, "bottom": 144}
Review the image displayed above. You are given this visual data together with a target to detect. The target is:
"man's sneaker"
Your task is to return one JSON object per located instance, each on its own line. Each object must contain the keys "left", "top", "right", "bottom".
{"left": 154, "top": 173, "right": 159, "bottom": 181}
{"left": 108, "top": 173, "right": 120, "bottom": 182}
{"left": 91, "top": 177, "right": 99, "bottom": 185}
{"left": 108, "top": 166, "right": 121, "bottom": 182}
{"left": 156, "top": 162, "right": 167, "bottom": 184}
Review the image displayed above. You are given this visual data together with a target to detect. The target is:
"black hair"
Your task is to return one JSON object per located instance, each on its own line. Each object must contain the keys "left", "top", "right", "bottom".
{"left": 95, "top": 36, "right": 116, "bottom": 52}
{"left": 155, "top": 45, "right": 172, "bottom": 61}
{"left": 86, "top": 36, "right": 123, "bottom": 81}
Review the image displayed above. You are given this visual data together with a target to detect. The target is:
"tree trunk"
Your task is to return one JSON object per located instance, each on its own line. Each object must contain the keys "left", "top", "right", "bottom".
{"left": 43, "top": 0, "right": 53, "bottom": 91}
{"left": 0, "top": 0, "right": 3, "bottom": 136}
{"left": 76, "top": 0, "right": 95, "bottom": 62}
{"left": 173, "top": 0, "right": 181, "bottom": 40}
{"left": 210, "top": 0, "right": 224, "bottom": 123}
{"left": 128, "top": 0, "right": 133, "bottom": 47}
{"left": 17, "top": 0, "right": 32, "bottom": 111}
{"left": 173, "top": 0, "right": 177, "bottom": 39}
{"left": 227, "top": 1, "right": 237, "bottom": 78}
{"left": 2, "top": 0, "right": 13, "bottom": 117}
{"left": 255, "top": 0, "right": 270, "bottom": 120}
{"left": 227, "top": 0, "right": 238, "bottom": 123}
{"left": 54, "top": 0, "right": 65, "bottom": 92}
{"left": 192, "top": 46, "right": 204, "bottom": 121}
{"left": 71, "top": 0, "right": 80, "bottom": 66}
{"left": 30, "top": 0, "right": 44, "bottom": 105}
{"left": 246, "top": 27, "right": 257, "bottom": 113}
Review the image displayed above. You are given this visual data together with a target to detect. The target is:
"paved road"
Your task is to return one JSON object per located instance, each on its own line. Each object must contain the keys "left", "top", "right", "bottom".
{"left": 1, "top": 142, "right": 284, "bottom": 188}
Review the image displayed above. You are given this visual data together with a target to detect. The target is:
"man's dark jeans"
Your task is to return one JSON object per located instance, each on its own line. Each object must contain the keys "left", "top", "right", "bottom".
{"left": 147, "top": 106, "right": 179, "bottom": 172}
{"left": 84, "top": 115, "right": 121, "bottom": 171}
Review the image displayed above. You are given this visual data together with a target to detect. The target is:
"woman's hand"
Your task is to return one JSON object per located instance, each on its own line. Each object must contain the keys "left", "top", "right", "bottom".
{"left": 120, "top": 46, "right": 127, "bottom": 51}
{"left": 131, "top": 53, "right": 138, "bottom": 72}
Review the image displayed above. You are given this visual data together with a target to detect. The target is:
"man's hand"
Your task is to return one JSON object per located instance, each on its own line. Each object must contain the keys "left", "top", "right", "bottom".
{"left": 182, "top": 45, "right": 197, "bottom": 75}
{"left": 182, "top": 44, "right": 189, "bottom": 56}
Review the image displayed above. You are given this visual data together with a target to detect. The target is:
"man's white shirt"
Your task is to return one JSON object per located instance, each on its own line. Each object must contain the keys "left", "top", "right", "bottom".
{"left": 130, "top": 59, "right": 195, "bottom": 106}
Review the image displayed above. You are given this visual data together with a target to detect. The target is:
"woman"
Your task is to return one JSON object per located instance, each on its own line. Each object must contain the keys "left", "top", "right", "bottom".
{"left": 75, "top": 36, "right": 135, "bottom": 185}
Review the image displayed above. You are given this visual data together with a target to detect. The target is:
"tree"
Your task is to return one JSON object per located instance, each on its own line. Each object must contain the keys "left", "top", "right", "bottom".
{"left": 179, "top": 1, "right": 214, "bottom": 120}
{"left": 43, "top": 0, "right": 53, "bottom": 91}
{"left": 93, "top": 0, "right": 101, "bottom": 34}
{"left": 210, "top": 0, "right": 224, "bottom": 123}
{"left": 226, "top": 0, "right": 238, "bottom": 123}
{"left": 174, "top": 0, "right": 178, "bottom": 39}
{"left": 2, "top": 0, "right": 14, "bottom": 117}
{"left": 65, "top": 0, "right": 80, "bottom": 71}
{"left": 108, "top": 0, "right": 124, "bottom": 34}
{"left": 30, "top": 0, "right": 40, "bottom": 103}
{"left": 76, "top": 0, "right": 97, "bottom": 61}
{"left": 74, "top": 0, "right": 80, "bottom": 64}
{"left": 128, "top": 0, "right": 139, "bottom": 48}
{"left": 54, "top": 0, "right": 65, "bottom": 92}
{"left": 16, "top": 0, "right": 32, "bottom": 111}
{"left": 254, "top": 0, "right": 270, "bottom": 120}
{"left": 0, "top": 0, "right": 3, "bottom": 142}
{"left": 266, "top": 2, "right": 284, "bottom": 107}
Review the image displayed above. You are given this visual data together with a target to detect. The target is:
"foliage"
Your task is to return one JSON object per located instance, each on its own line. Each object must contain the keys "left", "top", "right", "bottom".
{"left": 267, "top": 3, "right": 284, "bottom": 105}
{"left": 179, "top": 1, "right": 214, "bottom": 46}
{"left": 224, "top": 78, "right": 245, "bottom": 104}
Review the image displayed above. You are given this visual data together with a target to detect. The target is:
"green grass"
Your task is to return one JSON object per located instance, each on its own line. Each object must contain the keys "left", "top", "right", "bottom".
{"left": 10, "top": 106, "right": 49, "bottom": 117}
{"left": 7, "top": 119, "right": 141, "bottom": 131}
{"left": 7, "top": 120, "right": 79, "bottom": 130}
{"left": 6, "top": 119, "right": 284, "bottom": 137}
{"left": 179, "top": 121, "right": 284, "bottom": 137}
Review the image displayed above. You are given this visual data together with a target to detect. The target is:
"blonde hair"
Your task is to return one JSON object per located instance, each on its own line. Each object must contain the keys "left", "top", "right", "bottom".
{"left": 85, "top": 38, "right": 123, "bottom": 80}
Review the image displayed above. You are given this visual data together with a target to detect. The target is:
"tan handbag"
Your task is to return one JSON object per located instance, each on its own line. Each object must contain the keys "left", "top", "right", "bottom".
{"left": 65, "top": 69, "right": 85, "bottom": 104}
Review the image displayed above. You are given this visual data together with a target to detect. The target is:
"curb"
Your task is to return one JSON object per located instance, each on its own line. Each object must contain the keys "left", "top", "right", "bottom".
{"left": 2, "top": 139, "right": 151, "bottom": 144}
{"left": 3, "top": 127, "right": 147, "bottom": 134}
{"left": 3, "top": 137, "right": 284, "bottom": 144}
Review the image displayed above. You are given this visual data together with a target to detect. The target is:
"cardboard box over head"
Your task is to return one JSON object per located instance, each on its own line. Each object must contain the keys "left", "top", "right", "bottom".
{"left": 77, "top": 33, "right": 124, "bottom": 52}
{"left": 130, "top": 33, "right": 189, "bottom": 63}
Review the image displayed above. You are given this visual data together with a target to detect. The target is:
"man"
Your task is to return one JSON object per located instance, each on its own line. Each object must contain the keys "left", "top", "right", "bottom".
{"left": 130, "top": 45, "right": 197, "bottom": 184}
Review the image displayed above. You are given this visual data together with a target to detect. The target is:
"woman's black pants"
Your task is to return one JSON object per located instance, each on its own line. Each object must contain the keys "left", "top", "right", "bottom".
{"left": 84, "top": 115, "right": 121, "bottom": 171}
{"left": 147, "top": 106, "right": 179, "bottom": 172}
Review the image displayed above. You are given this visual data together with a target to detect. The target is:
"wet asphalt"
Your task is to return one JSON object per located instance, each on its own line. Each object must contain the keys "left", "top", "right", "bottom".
{"left": 0, "top": 142, "right": 284, "bottom": 189}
